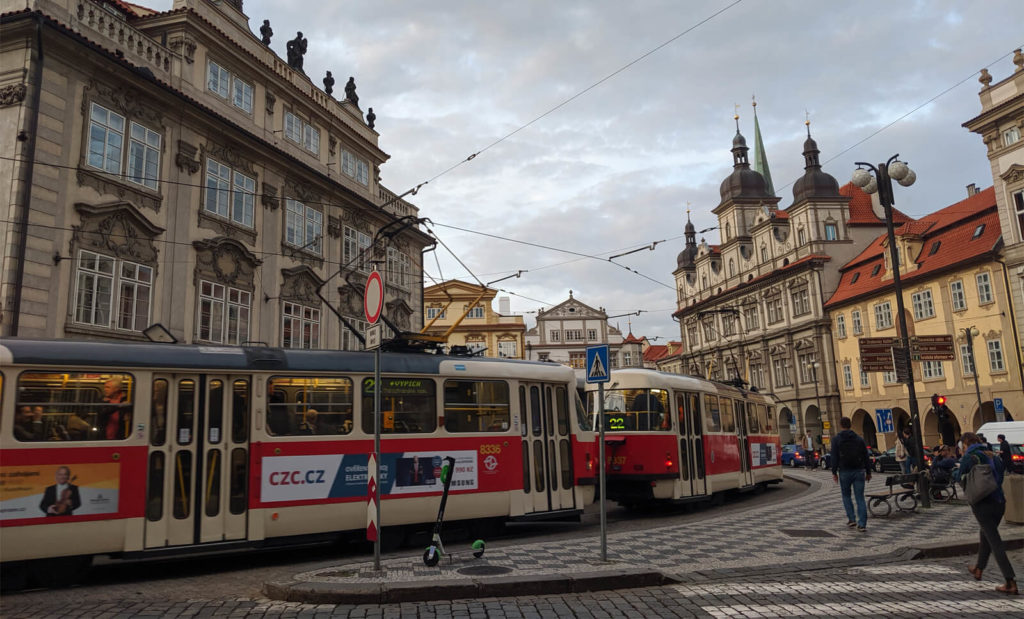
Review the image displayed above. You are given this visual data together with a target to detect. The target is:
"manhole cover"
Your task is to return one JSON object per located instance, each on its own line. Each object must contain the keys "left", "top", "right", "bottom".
{"left": 782, "top": 528, "right": 835, "bottom": 538}
{"left": 457, "top": 565, "right": 514, "bottom": 576}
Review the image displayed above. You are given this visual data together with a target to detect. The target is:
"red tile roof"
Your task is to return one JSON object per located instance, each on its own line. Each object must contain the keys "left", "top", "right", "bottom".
{"left": 643, "top": 345, "right": 668, "bottom": 362}
{"left": 825, "top": 187, "right": 999, "bottom": 308}
{"left": 623, "top": 333, "right": 642, "bottom": 344}
{"left": 772, "top": 210, "right": 789, "bottom": 220}
{"left": 840, "top": 182, "right": 913, "bottom": 226}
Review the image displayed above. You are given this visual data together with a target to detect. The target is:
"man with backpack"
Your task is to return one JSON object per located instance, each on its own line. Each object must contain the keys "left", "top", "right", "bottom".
{"left": 831, "top": 416, "right": 872, "bottom": 532}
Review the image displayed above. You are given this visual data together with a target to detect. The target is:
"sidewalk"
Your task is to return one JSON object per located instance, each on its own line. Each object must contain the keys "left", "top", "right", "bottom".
{"left": 264, "top": 469, "right": 1023, "bottom": 604}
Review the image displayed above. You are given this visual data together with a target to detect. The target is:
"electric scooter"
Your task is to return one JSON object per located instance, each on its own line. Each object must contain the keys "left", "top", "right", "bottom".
{"left": 422, "top": 455, "right": 486, "bottom": 567}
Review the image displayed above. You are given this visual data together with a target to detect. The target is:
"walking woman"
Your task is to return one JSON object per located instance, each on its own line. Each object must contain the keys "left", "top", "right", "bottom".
{"left": 953, "top": 432, "right": 1017, "bottom": 595}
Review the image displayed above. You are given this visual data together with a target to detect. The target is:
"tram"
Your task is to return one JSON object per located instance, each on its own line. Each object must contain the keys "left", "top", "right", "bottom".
{"left": 0, "top": 339, "right": 596, "bottom": 584}
{"left": 583, "top": 368, "right": 782, "bottom": 507}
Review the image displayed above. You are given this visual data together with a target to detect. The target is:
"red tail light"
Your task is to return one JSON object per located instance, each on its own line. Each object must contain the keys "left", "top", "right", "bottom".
{"left": 585, "top": 452, "right": 594, "bottom": 471}
{"left": 665, "top": 452, "right": 674, "bottom": 469}
{"left": 1013, "top": 454, "right": 1024, "bottom": 462}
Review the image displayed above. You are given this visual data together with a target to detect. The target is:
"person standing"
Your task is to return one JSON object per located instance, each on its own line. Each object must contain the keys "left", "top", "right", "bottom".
{"left": 831, "top": 417, "right": 871, "bottom": 532}
{"left": 954, "top": 432, "right": 1017, "bottom": 595}
{"left": 997, "top": 434, "right": 1014, "bottom": 474}
{"left": 896, "top": 426, "right": 914, "bottom": 474}
{"left": 803, "top": 430, "right": 817, "bottom": 470}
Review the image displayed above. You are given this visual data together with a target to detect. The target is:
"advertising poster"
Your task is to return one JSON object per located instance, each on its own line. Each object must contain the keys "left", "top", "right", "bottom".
{"left": 260, "top": 450, "right": 478, "bottom": 503}
{"left": 0, "top": 463, "right": 120, "bottom": 520}
{"left": 750, "top": 441, "right": 778, "bottom": 467}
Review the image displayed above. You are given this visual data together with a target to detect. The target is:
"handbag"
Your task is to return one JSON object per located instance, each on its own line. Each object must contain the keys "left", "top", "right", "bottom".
{"left": 962, "top": 453, "right": 998, "bottom": 505}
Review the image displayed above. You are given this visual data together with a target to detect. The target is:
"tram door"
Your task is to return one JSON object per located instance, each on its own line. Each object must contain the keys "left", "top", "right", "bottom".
{"left": 678, "top": 392, "right": 706, "bottom": 497}
{"left": 145, "top": 374, "right": 251, "bottom": 549}
{"left": 520, "top": 383, "right": 575, "bottom": 514}
{"left": 734, "top": 399, "right": 755, "bottom": 488}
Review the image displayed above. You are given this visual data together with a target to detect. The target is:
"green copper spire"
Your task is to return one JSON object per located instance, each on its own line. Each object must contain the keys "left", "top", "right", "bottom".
{"left": 751, "top": 98, "right": 776, "bottom": 197}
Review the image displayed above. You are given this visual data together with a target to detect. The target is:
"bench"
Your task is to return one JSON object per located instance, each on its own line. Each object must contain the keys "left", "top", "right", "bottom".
{"left": 866, "top": 474, "right": 919, "bottom": 517}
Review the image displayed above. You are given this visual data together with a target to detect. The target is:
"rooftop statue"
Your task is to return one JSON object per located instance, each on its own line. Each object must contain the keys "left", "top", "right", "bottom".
{"left": 286, "top": 32, "right": 307, "bottom": 73}
{"left": 260, "top": 20, "right": 272, "bottom": 46}
{"left": 345, "top": 76, "right": 358, "bottom": 107}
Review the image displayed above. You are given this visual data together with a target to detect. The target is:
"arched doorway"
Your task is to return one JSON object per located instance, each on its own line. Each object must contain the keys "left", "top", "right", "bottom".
{"left": 924, "top": 407, "right": 962, "bottom": 447}
{"left": 894, "top": 407, "right": 911, "bottom": 435}
{"left": 804, "top": 404, "right": 822, "bottom": 442}
{"left": 851, "top": 409, "right": 877, "bottom": 449}
{"left": 971, "top": 402, "right": 1002, "bottom": 430}
{"left": 779, "top": 408, "right": 796, "bottom": 444}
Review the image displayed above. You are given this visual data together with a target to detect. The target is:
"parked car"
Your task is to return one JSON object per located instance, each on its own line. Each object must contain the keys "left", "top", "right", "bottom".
{"left": 820, "top": 446, "right": 883, "bottom": 471}
{"left": 781, "top": 444, "right": 818, "bottom": 467}
{"left": 977, "top": 421, "right": 1024, "bottom": 474}
{"left": 872, "top": 445, "right": 932, "bottom": 473}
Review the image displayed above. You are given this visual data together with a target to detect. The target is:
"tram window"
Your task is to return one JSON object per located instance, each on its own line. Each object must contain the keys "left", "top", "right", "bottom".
{"left": 764, "top": 405, "right": 775, "bottom": 432}
{"left": 688, "top": 393, "right": 702, "bottom": 435}
{"left": 146, "top": 451, "right": 165, "bottom": 521}
{"left": 555, "top": 386, "right": 569, "bottom": 436}
{"left": 521, "top": 441, "right": 531, "bottom": 493}
{"left": 151, "top": 379, "right": 168, "bottom": 446}
{"left": 545, "top": 386, "right": 554, "bottom": 437}
{"left": 443, "top": 380, "right": 510, "bottom": 432}
{"left": 204, "top": 450, "right": 222, "bottom": 517}
{"left": 533, "top": 439, "right": 545, "bottom": 491}
{"left": 548, "top": 439, "right": 558, "bottom": 490}
{"left": 559, "top": 438, "right": 572, "bottom": 489}
{"left": 519, "top": 386, "right": 528, "bottom": 437}
{"left": 177, "top": 379, "right": 195, "bottom": 445}
{"left": 719, "top": 398, "right": 736, "bottom": 432}
{"left": 231, "top": 380, "right": 249, "bottom": 443}
{"left": 361, "top": 377, "right": 436, "bottom": 434}
{"left": 229, "top": 448, "right": 248, "bottom": 514}
{"left": 679, "top": 438, "right": 690, "bottom": 481}
{"left": 703, "top": 394, "right": 721, "bottom": 432}
{"left": 173, "top": 451, "right": 192, "bottom": 519}
{"left": 677, "top": 394, "right": 687, "bottom": 436}
{"left": 747, "top": 403, "right": 761, "bottom": 434}
{"left": 15, "top": 371, "right": 134, "bottom": 441}
{"left": 208, "top": 380, "right": 224, "bottom": 444}
{"left": 268, "top": 376, "right": 354, "bottom": 436}
{"left": 574, "top": 390, "right": 592, "bottom": 432}
{"left": 530, "top": 387, "right": 541, "bottom": 437}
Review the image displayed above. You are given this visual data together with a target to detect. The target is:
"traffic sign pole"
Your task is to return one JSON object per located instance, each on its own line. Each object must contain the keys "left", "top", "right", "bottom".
{"left": 365, "top": 270, "right": 385, "bottom": 571}
{"left": 598, "top": 381, "right": 606, "bottom": 562}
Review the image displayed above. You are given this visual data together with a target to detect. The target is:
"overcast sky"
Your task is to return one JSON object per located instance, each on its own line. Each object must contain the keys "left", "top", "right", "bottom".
{"left": 160, "top": 0, "right": 1023, "bottom": 341}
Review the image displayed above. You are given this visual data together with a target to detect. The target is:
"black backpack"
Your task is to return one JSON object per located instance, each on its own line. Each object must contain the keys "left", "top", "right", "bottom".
{"left": 838, "top": 435, "right": 864, "bottom": 469}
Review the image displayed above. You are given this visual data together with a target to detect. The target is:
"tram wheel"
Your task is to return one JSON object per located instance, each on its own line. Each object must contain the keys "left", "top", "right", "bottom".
{"left": 423, "top": 545, "right": 441, "bottom": 567}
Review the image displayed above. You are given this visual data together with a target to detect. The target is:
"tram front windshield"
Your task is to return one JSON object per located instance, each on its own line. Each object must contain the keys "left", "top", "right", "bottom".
{"left": 586, "top": 388, "right": 671, "bottom": 432}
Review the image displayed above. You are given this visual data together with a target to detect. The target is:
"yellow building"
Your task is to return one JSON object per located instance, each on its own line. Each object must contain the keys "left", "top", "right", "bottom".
{"left": 422, "top": 280, "right": 525, "bottom": 358}
{"left": 825, "top": 186, "right": 1022, "bottom": 450}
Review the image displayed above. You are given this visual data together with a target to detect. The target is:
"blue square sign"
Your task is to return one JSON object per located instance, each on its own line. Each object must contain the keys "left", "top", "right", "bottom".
{"left": 585, "top": 345, "right": 610, "bottom": 383}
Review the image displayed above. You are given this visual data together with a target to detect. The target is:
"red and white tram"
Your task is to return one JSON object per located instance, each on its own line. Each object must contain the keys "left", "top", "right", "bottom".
{"left": 584, "top": 369, "right": 782, "bottom": 507}
{"left": 0, "top": 339, "right": 596, "bottom": 585}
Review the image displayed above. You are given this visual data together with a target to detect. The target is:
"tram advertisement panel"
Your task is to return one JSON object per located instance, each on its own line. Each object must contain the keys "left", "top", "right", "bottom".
{"left": 260, "top": 450, "right": 478, "bottom": 503}
{"left": 749, "top": 441, "right": 778, "bottom": 467}
{"left": 0, "top": 463, "right": 120, "bottom": 520}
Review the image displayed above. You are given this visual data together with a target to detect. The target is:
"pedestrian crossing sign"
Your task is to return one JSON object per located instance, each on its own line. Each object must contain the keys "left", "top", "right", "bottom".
{"left": 586, "top": 345, "right": 610, "bottom": 383}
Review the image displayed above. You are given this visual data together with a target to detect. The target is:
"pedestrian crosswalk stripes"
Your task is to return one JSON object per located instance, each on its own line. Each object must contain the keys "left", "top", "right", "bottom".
{"left": 673, "top": 579, "right": 988, "bottom": 596}
{"left": 700, "top": 598, "right": 1023, "bottom": 618}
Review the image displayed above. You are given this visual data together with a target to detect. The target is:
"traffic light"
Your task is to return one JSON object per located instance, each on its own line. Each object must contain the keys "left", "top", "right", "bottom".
{"left": 931, "top": 394, "right": 947, "bottom": 407}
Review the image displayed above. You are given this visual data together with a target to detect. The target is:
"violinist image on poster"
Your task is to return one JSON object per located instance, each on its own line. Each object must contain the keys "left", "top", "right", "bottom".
{"left": 39, "top": 465, "right": 81, "bottom": 516}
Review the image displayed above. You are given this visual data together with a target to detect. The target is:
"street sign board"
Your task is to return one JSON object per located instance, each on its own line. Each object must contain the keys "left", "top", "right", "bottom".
{"left": 585, "top": 345, "right": 610, "bottom": 383}
{"left": 875, "top": 408, "right": 894, "bottom": 433}
{"left": 859, "top": 337, "right": 897, "bottom": 371}
{"left": 365, "top": 323, "right": 382, "bottom": 350}
{"left": 995, "top": 398, "right": 1004, "bottom": 414}
{"left": 892, "top": 346, "right": 911, "bottom": 383}
{"left": 364, "top": 271, "right": 384, "bottom": 324}
{"left": 910, "top": 335, "right": 956, "bottom": 361}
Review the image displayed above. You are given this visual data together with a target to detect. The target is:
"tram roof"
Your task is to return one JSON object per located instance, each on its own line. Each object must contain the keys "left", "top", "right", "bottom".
{"left": 0, "top": 338, "right": 570, "bottom": 377}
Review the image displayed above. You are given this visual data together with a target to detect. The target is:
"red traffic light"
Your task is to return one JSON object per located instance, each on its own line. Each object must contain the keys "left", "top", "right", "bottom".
{"left": 931, "top": 394, "right": 947, "bottom": 406}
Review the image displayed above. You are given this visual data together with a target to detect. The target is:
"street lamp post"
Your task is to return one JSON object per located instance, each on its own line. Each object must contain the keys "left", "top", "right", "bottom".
{"left": 851, "top": 155, "right": 930, "bottom": 507}
{"left": 812, "top": 360, "right": 825, "bottom": 443}
{"left": 964, "top": 326, "right": 985, "bottom": 418}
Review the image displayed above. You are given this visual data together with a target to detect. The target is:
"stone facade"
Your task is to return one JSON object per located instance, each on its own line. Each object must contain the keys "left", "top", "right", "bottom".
{"left": 524, "top": 292, "right": 630, "bottom": 369}
{"left": 0, "top": 0, "right": 431, "bottom": 348}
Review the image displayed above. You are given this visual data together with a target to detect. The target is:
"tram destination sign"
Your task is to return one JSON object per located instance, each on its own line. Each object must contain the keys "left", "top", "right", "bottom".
{"left": 859, "top": 336, "right": 897, "bottom": 372}
{"left": 910, "top": 335, "right": 956, "bottom": 361}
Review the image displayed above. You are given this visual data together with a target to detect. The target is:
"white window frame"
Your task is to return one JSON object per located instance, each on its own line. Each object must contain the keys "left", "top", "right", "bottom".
{"left": 87, "top": 102, "right": 161, "bottom": 190}
{"left": 744, "top": 306, "right": 759, "bottom": 331}
{"left": 386, "top": 247, "right": 410, "bottom": 289}
{"left": 341, "top": 317, "right": 368, "bottom": 351}
{"left": 207, "top": 60, "right": 230, "bottom": 98}
{"left": 1012, "top": 190, "right": 1024, "bottom": 242}
{"left": 549, "top": 330, "right": 560, "bottom": 342}
{"left": 874, "top": 301, "right": 893, "bottom": 330}
{"left": 961, "top": 344, "right": 976, "bottom": 376}
{"left": 835, "top": 314, "right": 847, "bottom": 339}
{"left": 197, "top": 280, "right": 250, "bottom": 345}
{"left": 467, "top": 305, "right": 485, "bottom": 319}
{"left": 851, "top": 310, "right": 863, "bottom": 335}
{"left": 284, "top": 198, "right": 323, "bottom": 255}
{"left": 587, "top": 329, "right": 597, "bottom": 341}
{"left": 950, "top": 280, "right": 967, "bottom": 312}
{"left": 824, "top": 223, "right": 838, "bottom": 241}
{"left": 921, "top": 360, "right": 944, "bottom": 379}
{"left": 282, "top": 301, "right": 320, "bottom": 349}
{"left": 1004, "top": 126, "right": 1021, "bottom": 146}
{"left": 859, "top": 365, "right": 869, "bottom": 388}
{"left": 987, "top": 339, "right": 1005, "bottom": 372}
{"left": 426, "top": 307, "right": 446, "bottom": 320}
{"left": 284, "top": 110, "right": 320, "bottom": 153}
{"left": 791, "top": 289, "right": 811, "bottom": 317}
{"left": 911, "top": 289, "right": 934, "bottom": 320}
{"left": 204, "top": 158, "right": 255, "bottom": 228}
{"left": 74, "top": 249, "right": 152, "bottom": 332}
{"left": 343, "top": 226, "right": 372, "bottom": 272}
{"left": 766, "top": 296, "right": 784, "bottom": 324}
{"left": 797, "top": 353, "right": 817, "bottom": 384}
{"left": 976, "top": 272, "right": 994, "bottom": 304}
{"left": 497, "top": 340, "right": 517, "bottom": 358}
{"left": 342, "top": 149, "right": 370, "bottom": 186}
{"left": 772, "top": 357, "right": 792, "bottom": 387}
{"left": 842, "top": 364, "right": 853, "bottom": 389}
{"left": 882, "top": 370, "right": 897, "bottom": 384}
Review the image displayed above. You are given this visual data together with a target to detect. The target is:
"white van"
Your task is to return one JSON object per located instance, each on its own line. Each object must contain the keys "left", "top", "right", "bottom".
{"left": 977, "top": 421, "right": 1024, "bottom": 473}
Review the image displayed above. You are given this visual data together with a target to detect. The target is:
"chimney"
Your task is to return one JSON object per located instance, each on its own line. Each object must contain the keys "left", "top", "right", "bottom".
{"left": 966, "top": 183, "right": 978, "bottom": 197}
{"left": 499, "top": 296, "right": 511, "bottom": 315}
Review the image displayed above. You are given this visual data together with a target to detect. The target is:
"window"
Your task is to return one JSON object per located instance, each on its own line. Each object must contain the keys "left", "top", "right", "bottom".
{"left": 860, "top": 365, "right": 869, "bottom": 387}
{"left": 197, "top": 280, "right": 250, "bottom": 345}
{"left": 790, "top": 288, "right": 811, "bottom": 317}
{"left": 851, "top": 272, "right": 860, "bottom": 284}
{"left": 587, "top": 329, "right": 597, "bottom": 341}
{"left": 549, "top": 330, "right": 560, "bottom": 342}
{"left": 921, "top": 361, "right": 944, "bottom": 379}
{"left": 797, "top": 353, "right": 816, "bottom": 384}
{"left": 765, "top": 296, "right": 784, "bottom": 324}
{"left": 871, "top": 265, "right": 881, "bottom": 277}
{"left": 960, "top": 344, "right": 975, "bottom": 375}
{"left": 882, "top": 370, "right": 897, "bottom": 384}
{"left": 342, "top": 150, "right": 370, "bottom": 186}
{"left": 987, "top": 339, "right": 1005, "bottom": 372}
{"left": 564, "top": 329, "right": 583, "bottom": 341}
{"left": 702, "top": 319, "right": 715, "bottom": 341}
{"left": 266, "top": 376, "right": 353, "bottom": 436}
{"left": 284, "top": 111, "right": 320, "bottom": 153}
{"left": 797, "top": 228, "right": 806, "bottom": 245}
{"left": 386, "top": 248, "right": 410, "bottom": 289}
{"left": 835, "top": 314, "right": 847, "bottom": 339}
{"left": 761, "top": 245, "right": 768, "bottom": 262}
{"left": 928, "top": 241, "right": 941, "bottom": 256}
{"left": 874, "top": 301, "right": 893, "bottom": 329}
{"left": 1013, "top": 190, "right": 1024, "bottom": 241}
{"left": 285, "top": 199, "right": 323, "bottom": 255}
{"left": 951, "top": 280, "right": 967, "bottom": 312}
{"left": 851, "top": 310, "right": 863, "bottom": 335}
{"left": 721, "top": 314, "right": 735, "bottom": 337}
{"left": 282, "top": 302, "right": 320, "bottom": 349}
{"left": 497, "top": 340, "right": 518, "bottom": 358}
{"left": 467, "top": 305, "right": 485, "bottom": 319}
{"left": 88, "top": 102, "right": 161, "bottom": 190}
{"left": 426, "top": 307, "right": 446, "bottom": 320}
{"left": 972, "top": 224, "right": 986, "bottom": 240}
{"left": 361, "top": 377, "right": 436, "bottom": 435}
{"left": 569, "top": 352, "right": 585, "bottom": 369}
{"left": 444, "top": 380, "right": 510, "bottom": 432}
{"left": 911, "top": 289, "right": 934, "bottom": 320}
{"left": 842, "top": 364, "right": 853, "bottom": 389}
{"left": 687, "top": 325, "right": 699, "bottom": 347}
{"left": 744, "top": 306, "right": 759, "bottom": 331}
{"left": 204, "top": 159, "right": 255, "bottom": 228}
{"left": 1004, "top": 126, "right": 1021, "bottom": 146}
{"left": 623, "top": 351, "right": 632, "bottom": 366}
{"left": 343, "top": 226, "right": 371, "bottom": 271}
{"left": 824, "top": 223, "right": 838, "bottom": 241}
{"left": 15, "top": 372, "right": 135, "bottom": 441}
{"left": 749, "top": 363, "right": 766, "bottom": 390}
{"left": 341, "top": 318, "right": 368, "bottom": 351}
{"left": 976, "top": 272, "right": 993, "bottom": 304}
{"left": 207, "top": 60, "right": 253, "bottom": 114}
{"left": 74, "top": 250, "right": 152, "bottom": 331}
{"left": 772, "top": 357, "right": 792, "bottom": 387}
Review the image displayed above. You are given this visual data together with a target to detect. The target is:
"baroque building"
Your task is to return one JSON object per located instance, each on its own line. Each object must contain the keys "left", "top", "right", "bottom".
{"left": 673, "top": 117, "right": 895, "bottom": 445}
{"left": 422, "top": 280, "right": 526, "bottom": 358}
{"left": 0, "top": 0, "right": 431, "bottom": 348}
{"left": 524, "top": 292, "right": 634, "bottom": 369}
